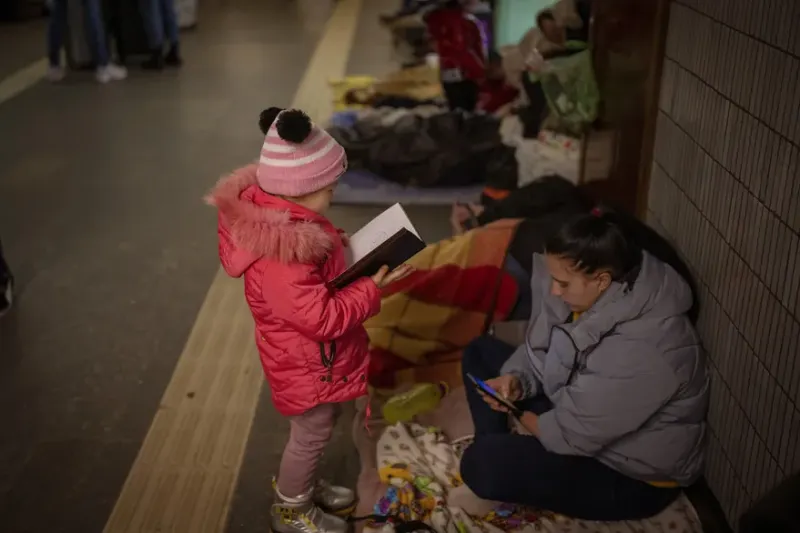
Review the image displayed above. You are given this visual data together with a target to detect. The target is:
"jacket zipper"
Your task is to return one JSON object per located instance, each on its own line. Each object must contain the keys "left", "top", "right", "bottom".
{"left": 319, "top": 341, "right": 336, "bottom": 382}
{"left": 553, "top": 323, "right": 618, "bottom": 386}
{"left": 552, "top": 325, "right": 582, "bottom": 386}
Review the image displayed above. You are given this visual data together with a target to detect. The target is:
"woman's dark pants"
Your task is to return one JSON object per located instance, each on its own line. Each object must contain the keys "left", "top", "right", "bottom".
{"left": 460, "top": 335, "right": 680, "bottom": 521}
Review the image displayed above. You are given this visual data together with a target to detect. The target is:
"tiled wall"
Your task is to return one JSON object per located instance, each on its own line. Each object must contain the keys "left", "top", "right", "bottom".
{"left": 646, "top": 0, "right": 800, "bottom": 528}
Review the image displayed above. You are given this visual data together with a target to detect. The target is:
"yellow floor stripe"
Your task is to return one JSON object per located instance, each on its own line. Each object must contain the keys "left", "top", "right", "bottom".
{"left": 102, "top": 2, "right": 363, "bottom": 531}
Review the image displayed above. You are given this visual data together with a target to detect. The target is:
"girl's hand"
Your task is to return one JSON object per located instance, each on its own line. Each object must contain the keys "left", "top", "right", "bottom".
{"left": 339, "top": 232, "right": 350, "bottom": 247}
{"left": 371, "top": 264, "right": 415, "bottom": 289}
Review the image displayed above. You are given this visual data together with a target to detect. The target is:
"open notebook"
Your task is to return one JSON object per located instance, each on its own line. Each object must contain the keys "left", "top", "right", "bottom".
{"left": 331, "top": 203, "right": 426, "bottom": 289}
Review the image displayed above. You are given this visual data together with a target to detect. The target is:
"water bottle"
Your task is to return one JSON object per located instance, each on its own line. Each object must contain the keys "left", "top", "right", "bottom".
{"left": 382, "top": 382, "right": 449, "bottom": 424}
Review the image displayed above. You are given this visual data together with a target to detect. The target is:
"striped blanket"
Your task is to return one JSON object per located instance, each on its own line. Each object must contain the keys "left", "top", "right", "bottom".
{"left": 366, "top": 220, "right": 522, "bottom": 390}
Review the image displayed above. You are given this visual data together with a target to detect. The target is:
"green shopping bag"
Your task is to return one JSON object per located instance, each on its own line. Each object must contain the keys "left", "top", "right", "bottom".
{"left": 538, "top": 45, "right": 600, "bottom": 134}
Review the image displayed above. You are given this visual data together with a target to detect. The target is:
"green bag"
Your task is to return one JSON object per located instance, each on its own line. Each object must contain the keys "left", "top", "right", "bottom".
{"left": 537, "top": 45, "right": 600, "bottom": 134}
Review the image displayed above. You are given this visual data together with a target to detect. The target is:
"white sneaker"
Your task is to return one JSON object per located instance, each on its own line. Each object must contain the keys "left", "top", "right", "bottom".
{"left": 96, "top": 63, "right": 128, "bottom": 84}
{"left": 46, "top": 66, "right": 66, "bottom": 82}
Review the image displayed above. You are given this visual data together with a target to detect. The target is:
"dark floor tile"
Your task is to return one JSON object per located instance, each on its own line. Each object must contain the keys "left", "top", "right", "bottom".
{"left": 225, "top": 389, "right": 287, "bottom": 533}
{"left": 0, "top": 18, "right": 47, "bottom": 81}
{"left": 0, "top": 439, "right": 139, "bottom": 533}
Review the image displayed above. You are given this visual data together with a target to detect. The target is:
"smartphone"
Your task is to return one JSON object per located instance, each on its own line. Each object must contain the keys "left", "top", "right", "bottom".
{"left": 465, "top": 373, "right": 523, "bottom": 418}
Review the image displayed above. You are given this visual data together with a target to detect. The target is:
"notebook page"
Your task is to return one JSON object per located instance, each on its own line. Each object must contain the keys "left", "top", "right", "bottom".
{"left": 346, "top": 203, "right": 421, "bottom": 266}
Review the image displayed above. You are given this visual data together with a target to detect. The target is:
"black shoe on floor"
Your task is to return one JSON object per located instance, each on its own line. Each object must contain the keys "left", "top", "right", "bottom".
{"left": 0, "top": 276, "right": 13, "bottom": 317}
{"left": 142, "top": 49, "right": 165, "bottom": 70}
{"left": 165, "top": 45, "right": 183, "bottom": 67}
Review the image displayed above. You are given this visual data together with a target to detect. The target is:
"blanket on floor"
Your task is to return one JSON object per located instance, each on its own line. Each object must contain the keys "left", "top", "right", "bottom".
{"left": 367, "top": 220, "right": 521, "bottom": 391}
{"left": 330, "top": 66, "right": 443, "bottom": 111}
{"left": 369, "top": 422, "right": 553, "bottom": 533}
{"left": 329, "top": 110, "right": 518, "bottom": 189}
{"left": 356, "top": 389, "right": 702, "bottom": 533}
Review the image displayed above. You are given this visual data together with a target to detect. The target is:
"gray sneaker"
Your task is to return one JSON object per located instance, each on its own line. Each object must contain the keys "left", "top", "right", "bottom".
{"left": 271, "top": 487, "right": 350, "bottom": 533}
{"left": 313, "top": 479, "right": 356, "bottom": 515}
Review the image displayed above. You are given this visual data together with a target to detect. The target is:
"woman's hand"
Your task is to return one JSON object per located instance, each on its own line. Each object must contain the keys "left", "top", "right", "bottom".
{"left": 370, "top": 264, "right": 415, "bottom": 289}
{"left": 450, "top": 203, "right": 484, "bottom": 235}
{"left": 479, "top": 374, "right": 522, "bottom": 412}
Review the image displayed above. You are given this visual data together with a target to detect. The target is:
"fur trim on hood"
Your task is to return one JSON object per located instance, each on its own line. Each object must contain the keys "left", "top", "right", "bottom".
{"left": 205, "top": 164, "right": 333, "bottom": 266}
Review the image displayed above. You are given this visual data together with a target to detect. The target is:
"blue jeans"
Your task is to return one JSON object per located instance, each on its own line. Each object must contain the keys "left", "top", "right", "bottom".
{"left": 140, "top": 0, "right": 179, "bottom": 49}
{"left": 47, "top": 0, "right": 110, "bottom": 67}
{"left": 459, "top": 335, "right": 680, "bottom": 521}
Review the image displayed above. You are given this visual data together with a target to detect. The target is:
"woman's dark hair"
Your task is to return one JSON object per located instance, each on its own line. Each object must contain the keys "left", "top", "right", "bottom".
{"left": 546, "top": 205, "right": 700, "bottom": 322}
{"left": 545, "top": 207, "right": 642, "bottom": 288}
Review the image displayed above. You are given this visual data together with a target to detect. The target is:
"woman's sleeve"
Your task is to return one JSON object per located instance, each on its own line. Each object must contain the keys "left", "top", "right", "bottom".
{"left": 500, "top": 344, "right": 542, "bottom": 398}
{"left": 537, "top": 337, "right": 679, "bottom": 456}
{"left": 262, "top": 262, "right": 382, "bottom": 341}
{"left": 499, "top": 254, "right": 550, "bottom": 397}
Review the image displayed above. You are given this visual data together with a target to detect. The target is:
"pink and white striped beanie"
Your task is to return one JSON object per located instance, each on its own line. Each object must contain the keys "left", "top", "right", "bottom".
{"left": 256, "top": 108, "right": 348, "bottom": 197}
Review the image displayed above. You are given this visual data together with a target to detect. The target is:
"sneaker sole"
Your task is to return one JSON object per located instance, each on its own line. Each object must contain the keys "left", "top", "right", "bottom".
{"left": 320, "top": 500, "right": 357, "bottom": 518}
{"left": 270, "top": 517, "right": 354, "bottom": 533}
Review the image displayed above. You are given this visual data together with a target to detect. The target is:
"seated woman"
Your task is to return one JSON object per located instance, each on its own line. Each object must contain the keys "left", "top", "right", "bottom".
{"left": 458, "top": 208, "right": 709, "bottom": 521}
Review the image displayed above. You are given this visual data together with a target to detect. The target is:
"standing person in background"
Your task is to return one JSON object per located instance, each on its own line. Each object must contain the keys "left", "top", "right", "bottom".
{"left": 0, "top": 239, "right": 13, "bottom": 317}
{"left": 46, "top": 0, "right": 128, "bottom": 83}
{"left": 424, "top": 0, "right": 486, "bottom": 112}
{"left": 140, "top": 0, "right": 183, "bottom": 69}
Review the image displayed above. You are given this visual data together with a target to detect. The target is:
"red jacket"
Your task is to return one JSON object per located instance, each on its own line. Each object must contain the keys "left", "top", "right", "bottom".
{"left": 206, "top": 165, "right": 381, "bottom": 416}
{"left": 425, "top": 7, "right": 486, "bottom": 82}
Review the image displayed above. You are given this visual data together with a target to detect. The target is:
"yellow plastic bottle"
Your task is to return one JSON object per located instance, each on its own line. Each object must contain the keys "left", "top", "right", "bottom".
{"left": 382, "top": 382, "right": 449, "bottom": 424}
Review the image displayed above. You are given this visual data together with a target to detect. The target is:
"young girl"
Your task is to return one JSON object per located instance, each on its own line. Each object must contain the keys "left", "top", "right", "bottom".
{"left": 206, "top": 108, "right": 412, "bottom": 533}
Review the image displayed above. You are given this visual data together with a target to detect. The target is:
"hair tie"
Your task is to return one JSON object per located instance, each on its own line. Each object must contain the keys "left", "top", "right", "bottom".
{"left": 590, "top": 207, "right": 602, "bottom": 217}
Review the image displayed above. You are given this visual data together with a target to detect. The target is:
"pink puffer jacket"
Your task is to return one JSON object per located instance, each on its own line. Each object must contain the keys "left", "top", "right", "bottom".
{"left": 206, "top": 165, "right": 381, "bottom": 416}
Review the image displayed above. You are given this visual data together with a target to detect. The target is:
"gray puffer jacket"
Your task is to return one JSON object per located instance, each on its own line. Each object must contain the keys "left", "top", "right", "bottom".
{"left": 501, "top": 251, "right": 709, "bottom": 485}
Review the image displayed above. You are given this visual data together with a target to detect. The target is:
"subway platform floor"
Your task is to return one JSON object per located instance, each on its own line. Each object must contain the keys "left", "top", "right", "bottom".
{"left": 0, "top": 1, "right": 451, "bottom": 531}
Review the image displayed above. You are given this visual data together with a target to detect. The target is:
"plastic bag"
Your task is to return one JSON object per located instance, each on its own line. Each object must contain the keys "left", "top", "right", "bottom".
{"left": 538, "top": 48, "right": 600, "bottom": 134}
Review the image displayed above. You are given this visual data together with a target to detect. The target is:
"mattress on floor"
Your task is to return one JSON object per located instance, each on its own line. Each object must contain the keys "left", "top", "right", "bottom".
{"left": 351, "top": 388, "right": 703, "bottom": 533}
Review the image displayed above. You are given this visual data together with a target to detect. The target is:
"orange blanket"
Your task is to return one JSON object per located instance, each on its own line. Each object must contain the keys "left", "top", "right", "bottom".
{"left": 367, "top": 220, "right": 521, "bottom": 390}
